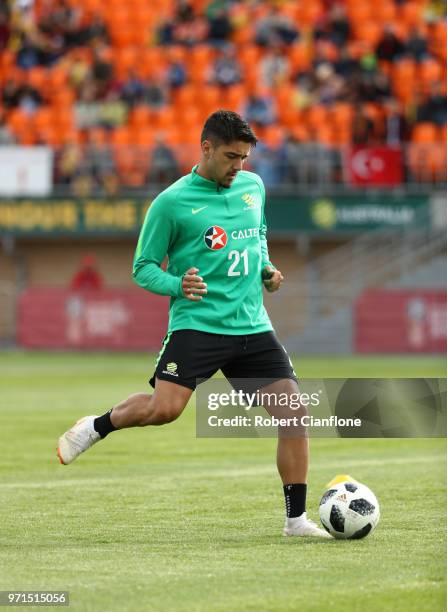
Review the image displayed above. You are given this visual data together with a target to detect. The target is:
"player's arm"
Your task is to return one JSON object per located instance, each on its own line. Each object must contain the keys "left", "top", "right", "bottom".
{"left": 258, "top": 178, "right": 283, "bottom": 293}
{"left": 133, "top": 196, "right": 206, "bottom": 300}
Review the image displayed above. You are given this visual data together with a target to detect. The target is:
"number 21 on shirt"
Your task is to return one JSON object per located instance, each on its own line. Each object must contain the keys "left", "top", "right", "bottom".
{"left": 228, "top": 249, "right": 249, "bottom": 276}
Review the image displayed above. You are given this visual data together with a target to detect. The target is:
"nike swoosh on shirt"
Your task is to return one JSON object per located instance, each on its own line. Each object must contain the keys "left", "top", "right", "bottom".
{"left": 192, "top": 206, "right": 208, "bottom": 214}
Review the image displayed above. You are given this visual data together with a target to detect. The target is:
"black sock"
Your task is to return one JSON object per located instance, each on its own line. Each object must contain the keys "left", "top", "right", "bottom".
{"left": 283, "top": 483, "right": 307, "bottom": 518}
{"left": 93, "top": 410, "right": 116, "bottom": 439}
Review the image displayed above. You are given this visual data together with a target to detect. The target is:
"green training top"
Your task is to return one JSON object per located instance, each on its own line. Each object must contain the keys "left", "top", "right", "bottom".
{"left": 133, "top": 165, "right": 274, "bottom": 335}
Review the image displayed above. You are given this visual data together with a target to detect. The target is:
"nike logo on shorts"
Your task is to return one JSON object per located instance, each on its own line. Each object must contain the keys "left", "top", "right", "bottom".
{"left": 192, "top": 206, "right": 208, "bottom": 214}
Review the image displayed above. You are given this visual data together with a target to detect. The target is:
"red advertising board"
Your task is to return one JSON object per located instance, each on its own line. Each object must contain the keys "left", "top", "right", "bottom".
{"left": 355, "top": 290, "right": 447, "bottom": 353}
{"left": 345, "top": 147, "right": 404, "bottom": 186}
{"left": 18, "top": 288, "right": 169, "bottom": 350}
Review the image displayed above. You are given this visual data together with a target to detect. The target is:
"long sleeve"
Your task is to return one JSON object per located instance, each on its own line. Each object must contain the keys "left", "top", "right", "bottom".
{"left": 133, "top": 196, "right": 183, "bottom": 297}
{"left": 257, "top": 177, "right": 275, "bottom": 270}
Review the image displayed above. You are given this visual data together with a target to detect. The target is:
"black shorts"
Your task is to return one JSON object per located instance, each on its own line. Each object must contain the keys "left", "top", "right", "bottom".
{"left": 150, "top": 330, "right": 297, "bottom": 391}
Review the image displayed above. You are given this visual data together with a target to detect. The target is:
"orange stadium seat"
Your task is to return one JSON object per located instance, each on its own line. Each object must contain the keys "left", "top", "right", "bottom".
{"left": 375, "top": 1, "right": 397, "bottom": 23}
{"left": 400, "top": 1, "right": 424, "bottom": 28}
{"left": 238, "top": 45, "right": 262, "bottom": 72}
{"left": 346, "top": 2, "right": 371, "bottom": 25}
{"left": 331, "top": 103, "right": 354, "bottom": 130}
{"left": 157, "top": 127, "right": 181, "bottom": 146}
{"left": 130, "top": 106, "right": 152, "bottom": 129}
{"left": 278, "top": 106, "right": 302, "bottom": 131}
{"left": 411, "top": 122, "right": 439, "bottom": 143}
{"left": 263, "top": 125, "right": 285, "bottom": 148}
{"left": 306, "top": 105, "right": 329, "bottom": 129}
{"left": 51, "top": 87, "right": 76, "bottom": 109}
{"left": 45, "top": 67, "right": 68, "bottom": 92}
{"left": 173, "top": 84, "right": 197, "bottom": 108}
{"left": 231, "top": 25, "right": 254, "bottom": 46}
{"left": 26, "top": 67, "right": 46, "bottom": 92}
{"left": 296, "top": 0, "right": 323, "bottom": 26}
{"left": 32, "top": 108, "right": 53, "bottom": 131}
{"left": 110, "top": 127, "right": 131, "bottom": 146}
{"left": 392, "top": 58, "right": 417, "bottom": 85}
{"left": 166, "top": 45, "right": 188, "bottom": 64}
{"left": 7, "top": 109, "right": 30, "bottom": 134}
{"left": 408, "top": 143, "right": 446, "bottom": 182}
{"left": 354, "top": 21, "right": 383, "bottom": 47}
{"left": 314, "top": 124, "right": 335, "bottom": 146}
{"left": 152, "top": 107, "right": 177, "bottom": 130}
{"left": 198, "top": 86, "right": 221, "bottom": 115}
{"left": 288, "top": 43, "right": 312, "bottom": 73}
{"left": 132, "top": 127, "right": 156, "bottom": 147}
{"left": 221, "top": 85, "right": 247, "bottom": 111}
{"left": 418, "top": 58, "right": 443, "bottom": 87}
{"left": 180, "top": 108, "right": 201, "bottom": 132}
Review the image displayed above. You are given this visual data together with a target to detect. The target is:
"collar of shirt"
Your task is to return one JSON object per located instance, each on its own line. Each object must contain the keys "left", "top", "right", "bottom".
{"left": 190, "top": 164, "right": 222, "bottom": 192}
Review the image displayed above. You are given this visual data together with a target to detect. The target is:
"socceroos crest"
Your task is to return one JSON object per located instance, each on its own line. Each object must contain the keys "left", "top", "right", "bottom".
{"left": 241, "top": 193, "right": 257, "bottom": 208}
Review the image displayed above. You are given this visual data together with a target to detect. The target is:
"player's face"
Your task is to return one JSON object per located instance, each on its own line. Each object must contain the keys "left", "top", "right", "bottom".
{"left": 204, "top": 140, "right": 251, "bottom": 188}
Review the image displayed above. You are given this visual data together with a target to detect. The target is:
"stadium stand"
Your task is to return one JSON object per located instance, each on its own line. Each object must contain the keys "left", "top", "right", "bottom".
{"left": 0, "top": 0, "right": 446, "bottom": 193}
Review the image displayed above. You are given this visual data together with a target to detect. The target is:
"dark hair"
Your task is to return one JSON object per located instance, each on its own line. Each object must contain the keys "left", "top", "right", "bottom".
{"left": 201, "top": 110, "right": 257, "bottom": 147}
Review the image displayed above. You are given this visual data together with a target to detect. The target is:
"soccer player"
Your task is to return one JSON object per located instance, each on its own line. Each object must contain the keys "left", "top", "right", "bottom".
{"left": 57, "top": 110, "right": 330, "bottom": 538}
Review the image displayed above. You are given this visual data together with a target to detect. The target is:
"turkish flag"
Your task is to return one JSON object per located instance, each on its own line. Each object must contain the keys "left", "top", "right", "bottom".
{"left": 345, "top": 147, "right": 404, "bottom": 186}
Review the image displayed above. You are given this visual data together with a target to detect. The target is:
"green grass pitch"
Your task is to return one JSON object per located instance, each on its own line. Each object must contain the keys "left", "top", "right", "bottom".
{"left": 0, "top": 352, "right": 446, "bottom": 611}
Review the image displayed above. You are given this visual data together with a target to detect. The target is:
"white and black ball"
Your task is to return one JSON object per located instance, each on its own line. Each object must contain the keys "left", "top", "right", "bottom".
{"left": 319, "top": 481, "right": 380, "bottom": 539}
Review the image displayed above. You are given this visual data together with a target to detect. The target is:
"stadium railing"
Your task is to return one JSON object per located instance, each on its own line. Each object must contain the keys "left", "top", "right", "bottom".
{"left": 45, "top": 142, "right": 447, "bottom": 197}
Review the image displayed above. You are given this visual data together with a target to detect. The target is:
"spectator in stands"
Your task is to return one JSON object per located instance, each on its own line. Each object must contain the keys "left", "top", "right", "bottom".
{"left": 243, "top": 90, "right": 277, "bottom": 127}
{"left": 148, "top": 135, "right": 180, "bottom": 186}
{"left": 145, "top": 77, "right": 168, "bottom": 110}
{"left": 357, "top": 71, "right": 391, "bottom": 104}
{"left": 91, "top": 45, "right": 114, "bottom": 99}
{"left": 406, "top": 26, "right": 429, "bottom": 61}
{"left": 15, "top": 82, "right": 43, "bottom": 114}
{"left": 416, "top": 81, "right": 447, "bottom": 125}
{"left": 334, "top": 47, "right": 359, "bottom": 78}
{"left": 2, "top": 78, "right": 20, "bottom": 109}
{"left": 0, "top": 109, "right": 15, "bottom": 144}
{"left": 165, "top": 59, "right": 187, "bottom": 89}
{"left": 326, "top": 3, "right": 350, "bottom": 48}
{"left": 260, "top": 45, "right": 290, "bottom": 88}
{"left": 281, "top": 129, "right": 306, "bottom": 185}
{"left": 250, "top": 138, "right": 285, "bottom": 189}
{"left": 313, "top": 62, "right": 344, "bottom": 105}
{"left": 84, "top": 13, "right": 108, "bottom": 46}
{"left": 0, "top": 4, "right": 11, "bottom": 51}
{"left": 57, "top": 142, "right": 83, "bottom": 187}
{"left": 381, "top": 99, "right": 409, "bottom": 145}
{"left": 255, "top": 7, "right": 298, "bottom": 47}
{"left": 210, "top": 45, "right": 242, "bottom": 87}
{"left": 70, "top": 254, "right": 103, "bottom": 291}
{"left": 206, "top": 5, "right": 233, "bottom": 46}
{"left": 82, "top": 128, "right": 116, "bottom": 192}
{"left": 376, "top": 25, "right": 405, "bottom": 62}
{"left": 352, "top": 106, "right": 375, "bottom": 145}
{"left": 120, "top": 70, "right": 147, "bottom": 107}
{"left": 16, "top": 33, "right": 41, "bottom": 69}
{"left": 171, "top": 1, "right": 208, "bottom": 46}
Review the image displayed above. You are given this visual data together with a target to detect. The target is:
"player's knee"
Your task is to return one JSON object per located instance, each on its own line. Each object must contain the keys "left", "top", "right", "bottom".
{"left": 144, "top": 395, "right": 185, "bottom": 425}
{"left": 154, "top": 399, "right": 183, "bottom": 424}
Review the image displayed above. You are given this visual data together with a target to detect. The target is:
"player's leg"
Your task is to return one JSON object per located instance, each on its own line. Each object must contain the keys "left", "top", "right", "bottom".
{"left": 57, "top": 330, "right": 233, "bottom": 465}
{"left": 57, "top": 379, "right": 192, "bottom": 465}
{"left": 222, "top": 333, "right": 330, "bottom": 538}
{"left": 259, "top": 377, "right": 329, "bottom": 537}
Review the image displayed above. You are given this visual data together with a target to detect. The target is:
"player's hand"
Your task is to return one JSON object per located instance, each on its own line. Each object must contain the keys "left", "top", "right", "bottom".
{"left": 262, "top": 266, "right": 283, "bottom": 293}
{"left": 182, "top": 267, "right": 207, "bottom": 301}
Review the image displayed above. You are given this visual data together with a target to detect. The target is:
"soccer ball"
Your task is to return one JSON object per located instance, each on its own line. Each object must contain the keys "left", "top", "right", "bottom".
{"left": 319, "top": 481, "right": 380, "bottom": 539}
